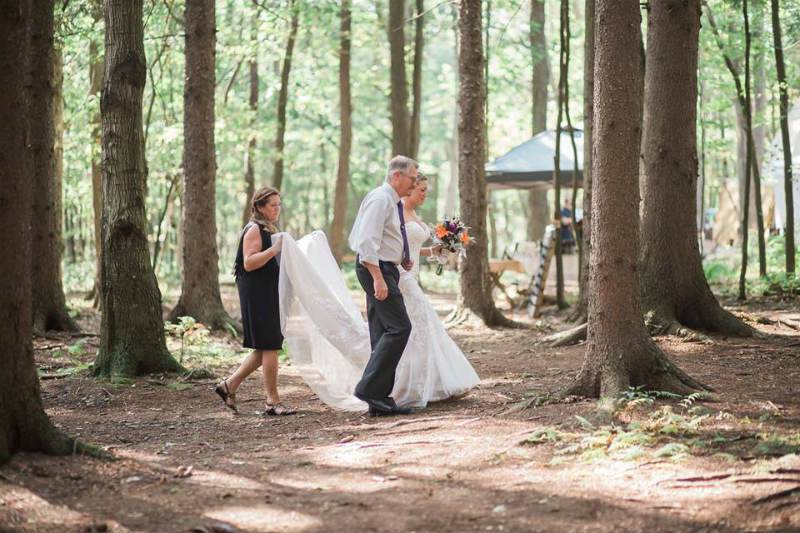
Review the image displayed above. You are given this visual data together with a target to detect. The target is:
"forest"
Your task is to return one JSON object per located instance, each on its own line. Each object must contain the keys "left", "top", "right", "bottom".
{"left": 2, "top": 0, "right": 800, "bottom": 532}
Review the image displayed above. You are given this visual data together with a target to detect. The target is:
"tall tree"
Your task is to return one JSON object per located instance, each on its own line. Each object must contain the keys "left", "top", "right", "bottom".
{"left": 457, "top": 0, "right": 515, "bottom": 327}
{"left": 89, "top": 0, "right": 103, "bottom": 307}
{"left": 639, "top": 0, "right": 751, "bottom": 337}
{"left": 0, "top": 0, "right": 80, "bottom": 465}
{"left": 409, "top": 0, "right": 424, "bottom": 159}
{"left": 389, "top": 0, "right": 410, "bottom": 157}
{"left": 552, "top": 0, "right": 568, "bottom": 310}
{"left": 578, "top": 0, "right": 594, "bottom": 317}
{"left": 771, "top": 0, "right": 795, "bottom": 275}
{"left": 330, "top": 0, "right": 353, "bottom": 264}
{"left": 29, "top": 0, "right": 76, "bottom": 333}
{"left": 565, "top": 0, "right": 705, "bottom": 397}
{"left": 242, "top": 9, "right": 258, "bottom": 228}
{"left": 740, "top": 0, "right": 760, "bottom": 292}
{"left": 169, "top": 0, "right": 236, "bottom": 331}
{"left": 272, "top": 0, "right": 299, "bottom": 191}
{"left": 705, "top": 4, "right": 765, "bottom": 290}
{"left": 527, "top": 0, "right": 549, "bottom": 242}
{"left": 94, "top": 0, "right": 181, "bottom": 377}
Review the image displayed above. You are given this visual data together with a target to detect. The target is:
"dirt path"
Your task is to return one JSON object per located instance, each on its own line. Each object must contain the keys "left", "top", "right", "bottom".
{"left": 2, "top": 293, "right": 800, "bottom": 533}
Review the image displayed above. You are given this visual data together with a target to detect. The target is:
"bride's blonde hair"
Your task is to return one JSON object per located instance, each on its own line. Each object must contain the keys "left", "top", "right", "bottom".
{"left": 249, "top": 186, "right": 280, "bottom": 233}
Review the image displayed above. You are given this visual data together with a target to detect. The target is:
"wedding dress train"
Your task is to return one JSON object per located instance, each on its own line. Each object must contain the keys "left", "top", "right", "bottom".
{"left": 276, "top": 229, "right": 479, "bottom": 411}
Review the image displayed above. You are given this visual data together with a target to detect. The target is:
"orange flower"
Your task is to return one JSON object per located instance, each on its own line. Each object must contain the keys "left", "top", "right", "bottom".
{"left": 435, "top": 224, "right": 449, "bottom": 239}
{"left": 460, "top": 231, "right": 470, "bottom": 245}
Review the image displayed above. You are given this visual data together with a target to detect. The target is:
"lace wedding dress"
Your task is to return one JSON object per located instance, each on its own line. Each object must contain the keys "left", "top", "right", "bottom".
{"left": 276, "top": 228, "right": 479, "bottom": 411}
{"left": 391, "top": 221, "right": 480, "bottom": 407}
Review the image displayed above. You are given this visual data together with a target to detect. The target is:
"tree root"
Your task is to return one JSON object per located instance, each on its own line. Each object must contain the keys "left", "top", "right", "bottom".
{"left": 560, "top": 338, "right": 711, "bottom": 399}
{"left": 542, "top": 322, "right": 587, "bottom": 347}
{"left": 644, "top": 315, "right": 711, "bottom": 343}
{"left": 167, "top": 303, "right": 242, "bottom": 335}
{"left": 444, "top": 305, "right": 525, "bottom": 329}
{"left": 752, "top": 485, "right": 800, "bottom": 506}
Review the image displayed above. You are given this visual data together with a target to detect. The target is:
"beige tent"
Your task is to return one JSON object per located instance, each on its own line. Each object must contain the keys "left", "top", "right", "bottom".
{"left": 712, "top": 178, "right": 775, "bottom": 246}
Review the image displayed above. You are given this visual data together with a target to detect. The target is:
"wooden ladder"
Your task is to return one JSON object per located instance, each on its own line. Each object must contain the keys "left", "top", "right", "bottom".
{"left": 527, "top": 224, "right": 556, "bottom": 318}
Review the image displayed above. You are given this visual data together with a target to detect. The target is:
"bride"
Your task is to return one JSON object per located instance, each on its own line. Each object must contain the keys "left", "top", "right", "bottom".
{"left": 392, "top": 175, "right": 480, "bottom": 407}
{"left": 275, "top": 176, "right": 479, "bottom": 412}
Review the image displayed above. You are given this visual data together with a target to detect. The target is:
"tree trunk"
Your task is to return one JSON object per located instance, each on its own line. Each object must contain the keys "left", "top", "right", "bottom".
{"left": 527, "top": 0, "right": 549, "bottom": 242}
{"left": 170, "top": 0, "right": 236, "bottom": 331}
{"left": 639, "top": 0, "right": 751, "bottom": 337}
{"left": 457, "top": 0, "right": 515, "bottom": 327}
{"left": 772, "top": 0, "right": 795, "bottom": 274}
{"left": 330, "top": 0, "right": 353, "bottom": 264}
{"left": 94, "top": 0, "right": 182, "bottom": 378}
{"left": 29, "top": 0, "right": 76, "bottom": 333}
{"left": 565, "top": 0, "right": 706, "bottom": 398}
{"left": 553, "top": 0, "right": 567, "bottom": 310}
{"left": 409, "top": 0, "right": 423, "bottom": 159}
{"left": 389, "top": 0, "right": 410, "bottom": 156}
{"left": 89, "top": 1, "right": 103, "bottom": 308}
{"left": 242, "top": 11, "right": 258, "bottom": 228}
{"left": 0, "top": 0, "right": 80, "bottom": 465}
{"left": 272, "top": 0, "right": 298, "bottom": 191}
{"left": 577, "top": 0, "right": 594, "bottom": 318}
{"left": 563, "top": 0, "right": 581, "bottom": 308}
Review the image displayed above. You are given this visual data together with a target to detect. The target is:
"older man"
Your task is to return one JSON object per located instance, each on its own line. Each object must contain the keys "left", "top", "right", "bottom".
{"left": 348, "top": 155, "right": 418, "bottom": 416}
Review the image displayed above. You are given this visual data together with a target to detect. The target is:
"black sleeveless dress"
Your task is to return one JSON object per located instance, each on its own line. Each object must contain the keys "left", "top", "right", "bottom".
{"left": 234, "top": 223, "right": 284, "bottom": 350}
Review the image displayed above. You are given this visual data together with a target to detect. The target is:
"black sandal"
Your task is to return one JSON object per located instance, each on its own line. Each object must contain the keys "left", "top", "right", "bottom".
{"left": 264, "top": 403, "right": 296, "bottom": 416}
{"left": 214, "top": 380, "right": 238, "bottom": 413}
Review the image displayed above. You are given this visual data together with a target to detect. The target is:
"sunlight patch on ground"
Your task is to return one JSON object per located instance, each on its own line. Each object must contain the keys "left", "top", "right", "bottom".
{"left": 292, "top": 428, "right": 510, "bottom": 473}
{"left": 205, "top": 504, "right": 321, "bottom": 532}
{"left": 186, "top": 469, "right": 268, "bottom": 491}
{"left": 0, "top": 484, "right": 129, "bottom": 532}
{"left": 113, "top": 448, "right": 170, "bottom": 463}
{"left": 269, "top": 470, "right": 402, "bottom": 493}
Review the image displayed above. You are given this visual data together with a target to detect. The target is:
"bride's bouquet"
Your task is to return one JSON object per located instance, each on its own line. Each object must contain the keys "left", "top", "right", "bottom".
{"left": 429, "top": 216, "right": 472, "bottom": 275}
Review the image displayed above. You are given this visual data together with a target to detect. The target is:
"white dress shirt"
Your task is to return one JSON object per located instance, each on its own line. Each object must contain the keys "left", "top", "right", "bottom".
{"left": 348, "top": 182, "right": 404, "bottom": 266}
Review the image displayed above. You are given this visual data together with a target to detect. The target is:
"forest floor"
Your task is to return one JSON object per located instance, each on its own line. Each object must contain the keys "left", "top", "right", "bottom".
{"left": 2, "top": 287, "right": 800, "bottom": 533}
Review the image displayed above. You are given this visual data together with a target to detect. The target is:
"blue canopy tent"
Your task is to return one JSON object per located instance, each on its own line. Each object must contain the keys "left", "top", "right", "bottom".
{"left": 486, "top": 129, "right": 584, "bottom": 190}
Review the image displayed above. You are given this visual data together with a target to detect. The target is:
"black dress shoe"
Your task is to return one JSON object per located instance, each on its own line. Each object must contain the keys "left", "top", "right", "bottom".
{"left": 368, "top": 404, "right": 411, "bottom": 417}
{"left": 355, "top": 392, "right": 411, "bottom": 416}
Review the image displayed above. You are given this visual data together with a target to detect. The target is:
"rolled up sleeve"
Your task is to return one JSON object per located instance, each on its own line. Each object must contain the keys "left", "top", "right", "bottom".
{"left": 350, "top": 196, "right": 386, "bottom": 266}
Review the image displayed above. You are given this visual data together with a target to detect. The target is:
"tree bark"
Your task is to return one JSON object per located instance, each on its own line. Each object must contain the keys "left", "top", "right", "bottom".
{"left": 577, "top": 0, "right": 594, "bottom": 318}
{"left": 527, "top": 0, "right": 549, "bottom": 242}
{"left": 553, "top": 0, "right": 567, "bottom": 310}
{"left": 409, "top": 0, "right": 424, "bottom": 159}
{"left": 457, "top": 0, "right": 516, "bottom": 327}
{"left": 89, "top": 0, "right": 103, "bottom": 307}
{"left": 389, "top": 0, "right": 410, "bottom": 156}
{"left": 29, "top": 0, "right": 77, "bottom": 333}
{"left": 639, "top": 0, "right": 751, "bottom": 337}
{"left": 94, "top": 0, "right": 182, "bottom": 377}
{"left": 242, "top": 10, "right": 258, "bottom": 228}
{"left": 771, "top": 0, "right": 795, "bottom": 274}
{"left": 272, "top": 0, "right": 298, "bottom": 191}
{"left": 170, "top": 0, "right": 236, "bottom": 331}
{"left": 0, "top": 0, "right": 81, "bottom": 465}
{"left": 565, "top": 0, "right": 706, "bottom": 398}
{"left": 330, "top": 0, "right": 353, "bottom": 264}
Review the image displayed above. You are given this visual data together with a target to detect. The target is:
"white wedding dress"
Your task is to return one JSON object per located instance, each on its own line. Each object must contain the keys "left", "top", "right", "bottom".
{"left": 275, "top": 227, "right": 479, "bottom": 411}
{"left": 391, "top": 221, "right": 480, "bottom": 407}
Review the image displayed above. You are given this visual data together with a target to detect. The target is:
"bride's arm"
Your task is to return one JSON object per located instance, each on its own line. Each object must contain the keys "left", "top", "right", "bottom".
{"left": 419, "top": 244, "right": 443, "bottom": 257}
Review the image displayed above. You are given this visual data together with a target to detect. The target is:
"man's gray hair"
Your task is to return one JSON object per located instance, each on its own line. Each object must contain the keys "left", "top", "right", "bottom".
{"left": 385, "top": 155, "right": 418, "bottom": 181}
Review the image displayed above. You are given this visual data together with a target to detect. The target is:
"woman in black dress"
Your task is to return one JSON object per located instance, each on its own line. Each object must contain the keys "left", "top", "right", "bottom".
{"left": 215, "top": 186, "right": 295, "bottom": 415}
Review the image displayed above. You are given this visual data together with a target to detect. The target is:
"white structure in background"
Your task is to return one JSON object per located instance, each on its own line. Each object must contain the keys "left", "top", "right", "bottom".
{"left": 765, "top": 100, "right": 800, "bottom": 242}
